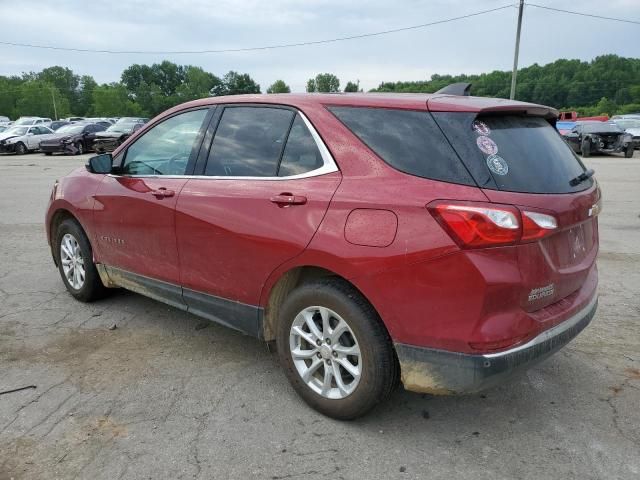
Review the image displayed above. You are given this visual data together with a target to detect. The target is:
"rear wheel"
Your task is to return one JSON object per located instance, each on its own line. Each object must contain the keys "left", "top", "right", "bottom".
{"left": 581, "top": 139, "right": 591, "bottom": 157}
{"left": 625, "top": 145, "right": 634, "bottom": 158}
{"left": 15, "top": 142, "right": 26, "bottom": 155}
{"left": 55, "top": 219, "right": 108, "bottom": 302}
{"left": 276, "top": 279, "right": 397, "bottom": 420}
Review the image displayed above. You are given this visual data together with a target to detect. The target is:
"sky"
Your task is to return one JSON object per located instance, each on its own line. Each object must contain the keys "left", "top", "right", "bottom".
{"left": 0, "top": 0, "right": 638, "bottom": 92}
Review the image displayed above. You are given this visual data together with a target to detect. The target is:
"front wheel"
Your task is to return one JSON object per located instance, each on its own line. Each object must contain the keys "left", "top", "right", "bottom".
{"left": 581, "top": 139, "right": 591, "bottom": 157}
{"left": 75, "top": 142, "right": 84, "bottom": 155}
{"left": 55, "top": 219, "right": 108, "bottom": 302}
{"left": 625, "top": 145, "right": 634, "bottom": 158}
{"left": 14, "top": 142, "right": 27, "bottom": 155}
{"left": 276, "top": 279, "right": 397, "bottom": 420}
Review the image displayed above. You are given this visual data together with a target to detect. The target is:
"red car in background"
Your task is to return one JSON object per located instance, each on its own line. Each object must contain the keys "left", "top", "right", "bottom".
{"left": 45, "top": 91, "right": 600, "bottom": 419}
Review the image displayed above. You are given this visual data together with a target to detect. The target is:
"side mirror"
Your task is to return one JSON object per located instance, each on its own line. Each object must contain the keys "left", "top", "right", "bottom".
{"left": 86, "top": 153, "right": 113, "bottom": 174}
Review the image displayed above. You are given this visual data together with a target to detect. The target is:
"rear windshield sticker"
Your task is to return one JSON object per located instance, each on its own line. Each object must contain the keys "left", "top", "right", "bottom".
{"left": 486, "top": 154, "right": 508, "bottom": 176}
{"left": 476, "top": 135, "right": 498, "bottom": 156}
{"left": 472, "top": 120, "right": 491, "bottom": 136}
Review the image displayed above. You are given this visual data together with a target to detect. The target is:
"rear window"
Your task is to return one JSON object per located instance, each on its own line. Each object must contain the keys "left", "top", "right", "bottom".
{"left": 432, "top": 113, "right": 592, "bottom": 194}
{"left": 328, "top": 106, "right": 474, "bottom": 185}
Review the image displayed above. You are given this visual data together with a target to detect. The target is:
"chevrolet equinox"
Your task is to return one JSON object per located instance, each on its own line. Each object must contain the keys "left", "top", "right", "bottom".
{"left": 46, "top": 89, "right": 600, "bottom": 419}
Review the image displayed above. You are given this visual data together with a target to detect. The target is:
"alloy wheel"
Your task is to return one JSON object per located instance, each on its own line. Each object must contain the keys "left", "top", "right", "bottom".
{"left": 60, "top": 233, "right": 85, "bottom": 289}
{"left": 289, "top": 306, "right": 361, "bottom": 399}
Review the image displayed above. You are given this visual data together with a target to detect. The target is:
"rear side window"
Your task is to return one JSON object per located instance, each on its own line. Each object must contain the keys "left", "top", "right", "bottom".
{"left": 205, "top": 107, "right": 294, "bottom": 177}
{"left": 328, "top": 106, "right": 474, "bottom": 185}
{"left": 278, "top": 114, "right": 323, "bottom": 177}
{"left": 432, "top": 113, "right": 591, "bottom": 194}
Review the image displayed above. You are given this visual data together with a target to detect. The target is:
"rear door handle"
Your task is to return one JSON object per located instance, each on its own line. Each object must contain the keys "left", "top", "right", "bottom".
{"left": 151, "top": 187, "right": 175, "bottom": 199}
{"left": 270, "top": 193, "right": 307, "bottom": 206}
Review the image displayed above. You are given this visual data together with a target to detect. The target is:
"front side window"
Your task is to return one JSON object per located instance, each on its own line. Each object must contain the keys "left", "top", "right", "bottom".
{"left": 205, "top": 107, "right": 294, "bottom": 177}
{"left": 122, "top": 109, "right": 208, "bottom": 176}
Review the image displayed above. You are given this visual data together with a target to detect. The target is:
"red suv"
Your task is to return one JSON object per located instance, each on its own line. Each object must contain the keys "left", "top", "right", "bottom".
{"left": 46, "top": 90, "right": 600, "bottom": 419}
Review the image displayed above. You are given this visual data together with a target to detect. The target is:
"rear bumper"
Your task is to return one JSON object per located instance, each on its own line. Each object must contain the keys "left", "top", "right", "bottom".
{"left": 395, "top": 294, "right": 597, "bottom": 395}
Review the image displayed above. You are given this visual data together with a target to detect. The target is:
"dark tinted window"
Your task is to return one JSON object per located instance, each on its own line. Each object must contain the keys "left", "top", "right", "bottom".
{"left": 328, "top": 106, "right": 474, "bottom": 185}
{"left": 205, "top": 107, "right": 294, "bottom": 177}
{"left": 122, "top": 109, "right": 207, "bottom": 176}
{"left": 278, "top": 114, "right": 323, "bottom": 176}
{"left": 432, "top": 113, "right": 591, "bottom": 194}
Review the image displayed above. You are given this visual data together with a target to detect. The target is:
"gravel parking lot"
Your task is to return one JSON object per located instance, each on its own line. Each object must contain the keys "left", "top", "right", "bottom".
{"left": 1, "top": 151, "right": 639, "bottom": 480}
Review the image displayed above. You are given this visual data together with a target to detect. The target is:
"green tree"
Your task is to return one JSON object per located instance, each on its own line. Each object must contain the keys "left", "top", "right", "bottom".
{"left": 344, "top": 81, "right": 360, "bottom": 92}
{"left": 176, "top": 66, "right": 223, "bottom": 101}
{"left": 92, "top": 83, "right": 142, "bottom": 117}
{"left": 266, "top": 80, "right": 291, "bottom": 94}
{"left": 77, "top": 75, "right": 97, "bottom": 116}
{"left": 306, "top": 73, "right": 340, "bottom": 93}
{"left": 211, "top": 71, "right": 261, "bottom": 96}
{"left": 15, "top": 81, "right": 69, "bottom": 119}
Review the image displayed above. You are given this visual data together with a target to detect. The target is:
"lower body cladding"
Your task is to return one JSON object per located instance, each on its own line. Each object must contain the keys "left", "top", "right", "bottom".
{"left": 0, "top": 144, "right": 16, "bottom": 153}
{"left": 395, "top": 294, "right": 597, "bottom": 394}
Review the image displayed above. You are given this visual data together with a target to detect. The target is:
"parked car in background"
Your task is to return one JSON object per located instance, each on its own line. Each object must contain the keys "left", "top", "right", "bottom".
{"left": 63, "top": 116, "right": 85, "bottom": 122}
{"left": 14, "top": 117, "right": 52, "bottom": 126}
{"left": 611, "top": 118, "right": 640, "bottom": 149}
{"left": 49, "top": 120, "right": 71, "bottom": 131}
{"left": 0, "top": 125, "right": 55, "bottom": 154}
{"left": 46, "top": 91, "right": 600, "bottom": 419}
{"left": 563, "top": 121, "right": 634, "bottom": 157}
{"left": 0, "top": 125, "right": 9, "bottom": 133}
{"left": 0, "top": 115, "right": 10, "bottom": 124}
{"left": 39, "top": 123, "right": 107, "bottom": 155}
{"left": 93, "top": 121, "right": 144, "bottom": 152}
{"left": 114, "top": 117, "right": 148, "bottom": 125}
{"left": 80, "top": 117, "right": 114, "bottom": 128}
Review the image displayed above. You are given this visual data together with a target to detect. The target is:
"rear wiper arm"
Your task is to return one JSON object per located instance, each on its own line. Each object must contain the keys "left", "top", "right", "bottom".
{"left": 569, "top": 168, "right": 595, "bottom": 186}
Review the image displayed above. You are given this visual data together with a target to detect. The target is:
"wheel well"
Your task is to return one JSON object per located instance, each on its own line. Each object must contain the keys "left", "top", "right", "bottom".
{"left": 49, "top": 209, "right": 78, "bottom": 264}
{"left": 263, "top": 266, "right": 374, "bottom": 341}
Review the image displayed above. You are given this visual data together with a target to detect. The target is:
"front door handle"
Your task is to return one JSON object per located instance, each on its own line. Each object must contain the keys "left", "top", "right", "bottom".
{"left": 151, "top": 187, "right": 175, "bottom": 199}
{"left": 270, "top": 193, "right": 307, "bottom": 206}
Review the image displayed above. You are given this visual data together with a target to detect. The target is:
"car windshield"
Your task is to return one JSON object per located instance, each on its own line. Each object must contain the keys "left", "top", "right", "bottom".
{"left": 615, "top": 119, "right": 640, "bottom": 130}
{"left": 581, "top": 123, "right": 621, "bottom": 133}
{"left": 56, "top": 125, "right": 85, "bottom": 134}
{"left": 6, "top": 127, "right": 28, "bottom": 135}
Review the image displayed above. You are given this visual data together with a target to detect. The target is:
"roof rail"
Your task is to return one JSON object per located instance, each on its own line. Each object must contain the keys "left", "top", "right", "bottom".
{"left": 434, "top": 82, "right": 472, "bottom": 96}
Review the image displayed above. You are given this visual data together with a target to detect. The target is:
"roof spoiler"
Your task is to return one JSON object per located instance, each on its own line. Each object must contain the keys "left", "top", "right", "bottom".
{"left": 434, "top": 82, "right": 472, "bottom": 96}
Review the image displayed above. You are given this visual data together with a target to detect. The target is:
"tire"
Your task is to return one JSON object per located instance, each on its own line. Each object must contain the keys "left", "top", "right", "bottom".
{"left": 625, "top": 145, "right": 634, "bottom": 158}
{"left": 581, "top": 139, "right": 591, "bottom": 157}
{"left": 44, "top": 152, "right": 53, "bottom": 156}
{"left": 276, "top": 278, "right": 397, "bottom": 420}
{"left": 14, "top": 142, "right": 27, "bottom": 155}
{"left": 75, "top": 142, "right": 84, "bottom": 155}
{"left": 55, "top": 218, "right": 108, "bottom": 302}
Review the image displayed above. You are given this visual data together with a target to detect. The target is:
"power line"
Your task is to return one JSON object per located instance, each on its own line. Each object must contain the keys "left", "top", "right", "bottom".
{"left": 527, "top": 3, "right": 640, "bottom": 25}
{"left": 0, "top": 5, "right": 514, "bottom": 55}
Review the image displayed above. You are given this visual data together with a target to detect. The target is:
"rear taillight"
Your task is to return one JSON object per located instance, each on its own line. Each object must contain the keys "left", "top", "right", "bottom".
{"left": 428, "top": 201, "right": 557, "bottom": 248}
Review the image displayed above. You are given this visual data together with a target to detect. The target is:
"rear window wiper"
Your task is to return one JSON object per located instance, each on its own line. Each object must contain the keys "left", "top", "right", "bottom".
{"left": 569, "top": 168, "right": 595, "bottom": 186}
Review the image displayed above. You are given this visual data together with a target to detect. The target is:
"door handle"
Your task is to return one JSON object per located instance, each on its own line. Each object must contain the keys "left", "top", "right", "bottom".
{"left": 151, "top": 187, "right": 175, "bottom": 199}
{"left": 270, "top": 193, "right": 307, "bottom": 206}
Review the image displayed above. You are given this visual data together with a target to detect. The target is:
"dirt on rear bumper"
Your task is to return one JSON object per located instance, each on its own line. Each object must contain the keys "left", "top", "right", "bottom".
{"left": 395, "top": 295, "right": 598, "bottom": 395}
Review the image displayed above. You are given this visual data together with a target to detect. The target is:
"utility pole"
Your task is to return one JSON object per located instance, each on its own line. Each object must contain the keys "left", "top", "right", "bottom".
{"left": 51, "top": 88, "right": 58, "bottom": 120}
{"left": 510, "top": 0, "right": 525, "bottom": 100}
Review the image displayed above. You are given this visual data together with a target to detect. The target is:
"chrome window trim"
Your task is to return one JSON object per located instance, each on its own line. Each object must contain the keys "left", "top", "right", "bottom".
{"left": 108, "top": 110, "right": 339, "bottom": 181}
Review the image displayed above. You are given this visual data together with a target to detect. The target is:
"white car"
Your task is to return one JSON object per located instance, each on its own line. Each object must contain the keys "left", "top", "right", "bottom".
{"left": 14, "top": 117, "right": 52, "bottom": 127}
{"left": 0, "top": 125, "right": 55, "bottom": 154}
{"left": 612, "top": 118, "right": 640, "bottom": 149}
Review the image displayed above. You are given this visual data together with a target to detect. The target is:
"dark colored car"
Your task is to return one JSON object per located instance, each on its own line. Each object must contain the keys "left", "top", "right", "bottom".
{"left": 563, "top": 121, "right": 634, "bottom": 157}
{"left": 93, "top": 122, "right": 144, "bottom": 153}
{"left": 39, "top": 123, "right": 107, "bottom": 155}
{"left": 46, "top": 92, "right": 599, "bottom": 419}
{"left": 49, "top": 120, "right": 71, "bottom": 131}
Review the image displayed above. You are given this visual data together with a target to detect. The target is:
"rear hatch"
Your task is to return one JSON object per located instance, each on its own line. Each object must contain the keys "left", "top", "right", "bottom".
{"left": 428, "top": 101, "right": 599, "bottom": 312}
